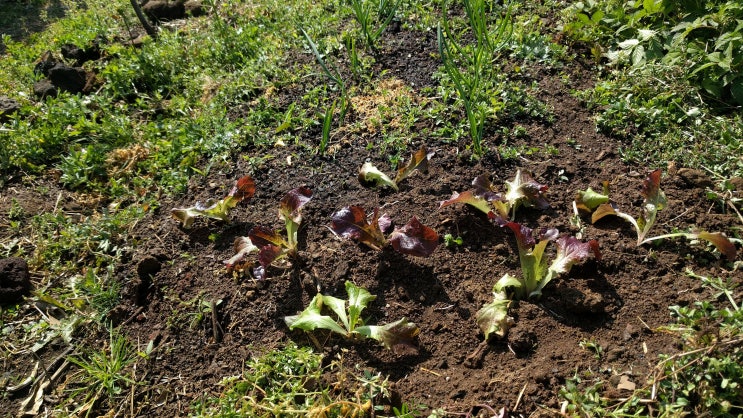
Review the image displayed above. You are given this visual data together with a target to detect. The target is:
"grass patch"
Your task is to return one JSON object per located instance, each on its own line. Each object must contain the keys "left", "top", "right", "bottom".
{"left": 191, "top": 343, "right": 416, "bottom": 417}
{"left": 560, "top": 270, "right": 743, "bottom": 416}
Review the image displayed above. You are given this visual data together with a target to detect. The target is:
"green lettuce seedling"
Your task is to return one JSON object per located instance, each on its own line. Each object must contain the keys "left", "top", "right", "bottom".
{"left": 171, "top": 175, "right": 255, "bottom": 228}
{"left": 584, "top": 169, "right": 736, "bottom": 261}
{"left": 225, "top": 187, "right": 312, "bottom": 279}
{"left": 285, "top": 281, "right": 419, "bottom": 350}
{"left": 358, "top": 146, "right": 434, "bottom": 190}
{"left": 439, "top": 169, "right": 549, "bottom": 221}
{"left": 477, "top": 222, "right": 600, "bottom": 339}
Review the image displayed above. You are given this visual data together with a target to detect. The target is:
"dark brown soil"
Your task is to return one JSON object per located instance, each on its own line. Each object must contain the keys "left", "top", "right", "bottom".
{"left": 1, "top": 25, "right": 740, "bottom": 417}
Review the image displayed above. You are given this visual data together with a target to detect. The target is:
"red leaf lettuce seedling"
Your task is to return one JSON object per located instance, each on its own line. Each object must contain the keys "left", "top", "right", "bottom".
{"left": 440, "top": 169, "right": 549, "bottom": 221}
{"left": 171, "top": 175, "right": 255, "bottom": 228}
{"left": 284, "top": 281, "right": 419, "bottom": 350}
{"left": 225, "top": 186, "right": 313, "bottom": 279}
{"left": 330, "top": 206, "right": 439, "bottom": 257}
{"left": 358, "top": 146, "right": 434, "bottom": 191}
{"left": 477, "top": 222, "right": 600, "bottom": 339}
{"left": 580, "top": 169, "right": 736, "bottom": 261}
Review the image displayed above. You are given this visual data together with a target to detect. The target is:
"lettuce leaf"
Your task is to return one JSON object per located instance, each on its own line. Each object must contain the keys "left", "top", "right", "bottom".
{"left": 330, "top": 206, "right": 387, "bottom": 250}
{"left": 356, "top": 318, "right": 420, "bottom": 350}
{"left": 171, "top": 175, "right": 255, "bottom": 227}
{"left": 476, "top": 289, "right": 512, "bottom": 339}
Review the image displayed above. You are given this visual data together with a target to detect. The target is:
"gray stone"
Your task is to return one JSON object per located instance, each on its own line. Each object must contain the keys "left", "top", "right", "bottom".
{"left": 33, "top": 79, "right": 57, "bottom": 99}
{"left": 0, "top": 96, "right": 20, "bottom": 122}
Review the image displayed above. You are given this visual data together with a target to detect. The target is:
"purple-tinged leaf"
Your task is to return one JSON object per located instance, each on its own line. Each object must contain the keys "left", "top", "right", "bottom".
{"left": 356, "top": 318, "right": 420, "bottom": 351}
{"left": 695, "top": 231, "right": 737, "bottom": 261}
{"left": 378, "top": 213, "right": 393, "bottom": 234}
{"left": 248, "top": 225, "right": 286, "bottom": 248}
{"left": 550, "top": 236, "right": 601, "bottom": 275}
{"left": 439, "top": 191, "right": 493, "bottom": 216}
{"left": 253, "top": 265, "right": 267, "bottom": 280}
{"left": 171, "top": 175, "right": 255, "bottom": 228}
{"left": 539, "top": 228, "right": 560, "bottom": 242}
{"left": 279, "top": 186, "right": 313, "bottom": 224}
{"left": 641, "top": 169, "right": 666, "bottom": 210}
{"left": 224, "top": 237, "right": 259, "bottom": 271}
{"left": 394, "top": 146, "right": 434, "bottom": 184}
{"left": 591, "top": 202, "right": 619, "bottom": 224}
{"left": 472, "top": 175, "right": 502, "bottom": 202}
{"left": 227, "top": 175, "right": 256, "bottom": 202}
{"left": 504, "top": 170, "right": 550, "bottom": 214}
{"left": 503, "top": 221, "right": 536, "bottom": 250}
{"left": 330, "top": 206, "right": 387, "bottom": 250}
{"left": 388, "top": 216, "right": 439, "bottom": 257}
{"left": 256, "top": 244, "right": 284, "bottom": 274}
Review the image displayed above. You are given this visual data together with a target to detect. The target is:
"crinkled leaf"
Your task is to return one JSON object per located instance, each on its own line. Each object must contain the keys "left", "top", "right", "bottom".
{"left": 504, "top": 170, "right": 550, "bottom": 216}
{"left": 171, "top": 199, "right": 230, "bottom": 227}
{"left": 227, "top": 175, "right": 256, "bottom": 204}
{"left": 279, "top": 186, "right": 313, "bottom": 224}
{"left": 224, "top": 237, "right": 260, "bottom": 271}
{"left": 321, "top": 295, "right": 350, "bottom": 332}
{"left": 171, "top": 176, "right": 255, "bottom": 228}
{"left": 284, "top": 294, "right": 347, "bottom": 336}
{"left": 502, "top": 170, "right": 549, "bottom": 220}
{"left": 248, "top": 226, "right": 287, "bottom": 279}
{"left": 439, "top": 191, "right": 493, "bottom": 216}
{"left": 388, "top": 216, "right": 439, "bottom": 257}
{"left": 280, "top": 186, "right": 312, "bottom": 249}
{"left": 635, "top": 169, "right": 666, "bottom": 242}
{"left": 476, "top": 290, "right": 512, "bottom": 339}
{"left": 641, "top": 169, "right": 666, "bottom": 211}
{"left": 503, "top": 222, "right": 557, "bottom": 299}
{"left": 253, "top": 265, "right": 267, "bottom": 281}
{"left": 359, "top": 162, "right": 398, "bottom": 190}
{"left": 256, "top": 244, "right": 284, "bottom": 273}
{"left": 592, "top": 172, "right": 666, "bottom": 233}
{"left": 504, "top": 221, "right": 536, "bottom": 251}
{"left": 494, "top": 273, "right": 523, "bottom": 294}
{"left": 394, "top": 146, "right": 434, "bottom": 184}
{"left": 330, "top": 206, "right": 387, "bottom": 250}
{"left": 171, "top": 207, "right": 207, "bottom": 228}
{"left": 549, "top": 236, "right": 601, "bottom": 276}
{"left": 378, "top": 213, "right": 393, "bottom": 234}
{"left": 575, "top": 187, "right": 610, "bottom": 212}
{"left": 356, "top": 318, "right": 420, "bottom": 350}
{"left": 687, "top": 231, "right": 737, "bottom": 261}
{"left": 346, "top": 281, "right": 376, "bottom": 330}
{"left": 248, "top": 225, "right": 286, "bottom": 248}
{"left": 472, "top": 175, "right": 503, "bottom": 202}
{"left": 591, "top": 202, "right": 620, "bottom": 223}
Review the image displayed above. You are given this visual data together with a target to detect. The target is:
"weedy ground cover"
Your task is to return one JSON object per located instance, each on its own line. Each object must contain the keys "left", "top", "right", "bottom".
{"left": 0, "top": 0, "right": 742, "bottom": 416}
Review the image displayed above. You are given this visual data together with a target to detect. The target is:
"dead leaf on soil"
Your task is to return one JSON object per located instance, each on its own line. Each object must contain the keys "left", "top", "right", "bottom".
{"left": 617, "top": 375, "right": 636, "bottom": 391}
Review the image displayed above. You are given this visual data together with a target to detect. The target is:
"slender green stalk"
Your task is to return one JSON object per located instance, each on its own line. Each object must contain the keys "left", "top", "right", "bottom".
{"left": 319, "top": 99, "right": 336, "bottom": 155}
{"left": 299, "top": 26, "right": 349, "bottom": 153}
{"left": 437, "top": 0, "right": 512, "bottom": 157}
{"left": 347, "top": 0, "right": 401, "bottom": 52}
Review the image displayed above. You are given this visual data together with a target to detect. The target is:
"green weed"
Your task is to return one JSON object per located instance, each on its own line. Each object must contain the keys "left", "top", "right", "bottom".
{"left": 66, "top": 328, "right": 136, "bottom": 417}
{"left": 437, "top": 0, "right": 512, "bottom": 157}
{"left": 346, "top": 0, "right": 402, "bottom": 52}
{"left": 192, "top": 344, "right": 402, "bottom": 417}
{"left": 560, "top": 271, "right": 743, "bottom": 416}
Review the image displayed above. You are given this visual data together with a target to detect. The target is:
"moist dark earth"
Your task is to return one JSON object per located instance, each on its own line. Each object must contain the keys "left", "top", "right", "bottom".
{"left": 1, "top": 24, "right": 741, "bottom": 417}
